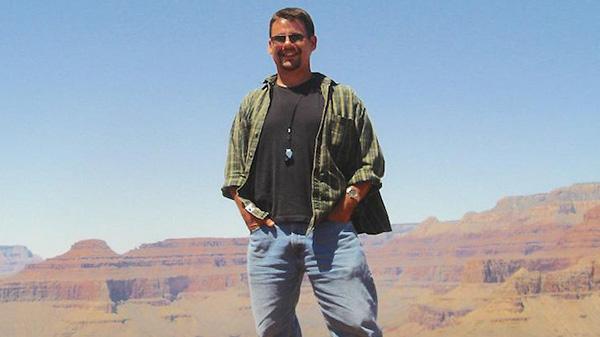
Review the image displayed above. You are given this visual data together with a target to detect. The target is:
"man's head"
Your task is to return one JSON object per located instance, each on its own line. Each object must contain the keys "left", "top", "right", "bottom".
{"left": 269, "top": 7, "right": 315, "bottom": 38}
{"left": 268, "top": 7, "right": 317, "bottom": 76}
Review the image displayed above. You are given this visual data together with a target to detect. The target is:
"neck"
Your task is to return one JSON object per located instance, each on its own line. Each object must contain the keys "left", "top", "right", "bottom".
{"left": 276, "top": 68, "right": 313, "bottom": 87}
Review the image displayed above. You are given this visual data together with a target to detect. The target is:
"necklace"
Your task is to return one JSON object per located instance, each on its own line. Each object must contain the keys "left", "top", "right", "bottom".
{"left": 284, "top": 94, "right": 304, "bottom": 165}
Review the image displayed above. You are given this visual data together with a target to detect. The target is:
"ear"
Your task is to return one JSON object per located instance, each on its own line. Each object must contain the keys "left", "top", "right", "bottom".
{"left": 267, "top": 40, "right": 274, "bottom": 56}
{"left": 310, "top": 35, "right": 317, "bottom": 51}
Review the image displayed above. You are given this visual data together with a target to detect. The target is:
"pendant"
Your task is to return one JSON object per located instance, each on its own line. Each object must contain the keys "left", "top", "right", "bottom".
{"left": 285, "top": 148, "right": 293, "bottom": 163}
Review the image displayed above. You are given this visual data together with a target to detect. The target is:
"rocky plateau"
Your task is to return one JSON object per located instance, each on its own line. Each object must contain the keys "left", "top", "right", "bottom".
{"left": 0, "top": 246, "right": 42, "bottom": 278}
{"left": 2, "top": 182, "right": 600, "bottom": 337}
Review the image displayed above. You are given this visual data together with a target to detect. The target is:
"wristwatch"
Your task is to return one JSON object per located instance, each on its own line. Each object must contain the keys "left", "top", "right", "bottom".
{"left": 346, "top": 186, "right": 360, "bottom": 203}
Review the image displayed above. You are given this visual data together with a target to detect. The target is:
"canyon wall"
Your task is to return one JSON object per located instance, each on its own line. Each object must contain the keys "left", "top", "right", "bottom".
{"left": 2, "top": 183, "right": 600, "bottom": 337}
{"left": 0, "top": 246, "right": 42, "bottom": 278}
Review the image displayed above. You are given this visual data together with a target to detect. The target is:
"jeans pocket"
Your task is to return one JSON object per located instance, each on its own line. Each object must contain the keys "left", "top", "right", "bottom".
{"left": 343, "top": 221, "right": 357, "bottom": 233}
{"left": 249, "top": 225, "right": 262, "bottom": 235}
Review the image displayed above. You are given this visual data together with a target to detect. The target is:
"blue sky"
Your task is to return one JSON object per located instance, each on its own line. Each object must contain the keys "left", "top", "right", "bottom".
{"left": 1, "top": 1, "right": 599, "bottom": 258}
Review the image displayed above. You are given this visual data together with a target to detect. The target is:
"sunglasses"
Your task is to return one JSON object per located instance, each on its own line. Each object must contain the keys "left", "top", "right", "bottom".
{"left": 270, "top": 33, "right": 305, "bottom": 45}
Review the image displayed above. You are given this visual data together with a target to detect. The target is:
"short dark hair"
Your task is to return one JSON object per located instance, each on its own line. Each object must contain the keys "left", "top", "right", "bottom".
{"left": 269, "top": 7, "right": 315, "bottom": 37}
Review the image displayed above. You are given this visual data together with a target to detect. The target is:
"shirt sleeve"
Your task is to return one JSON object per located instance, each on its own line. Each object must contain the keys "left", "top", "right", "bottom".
{"left": 221, "top": 93, "right": 270, "bottom": 220}
{"left": 221, "top": 100, "right": 249, "bottom": 199}
{"left": 347, "top": 94, "right": 385, "bottom": 190}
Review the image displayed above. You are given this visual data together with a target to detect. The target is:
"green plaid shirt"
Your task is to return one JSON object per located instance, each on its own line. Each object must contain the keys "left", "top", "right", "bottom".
{"left": 222, "top": 73, "right": 391, "bottom": 234}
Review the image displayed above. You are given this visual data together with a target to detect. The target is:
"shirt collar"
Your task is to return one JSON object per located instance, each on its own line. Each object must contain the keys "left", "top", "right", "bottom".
{"left": 262, "top": 72, "right": 332, "bottom": 89}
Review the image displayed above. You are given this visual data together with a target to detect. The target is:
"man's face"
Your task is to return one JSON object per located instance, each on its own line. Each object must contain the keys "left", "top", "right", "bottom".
{"left": 268, "top": 18, "right": 317, "bottom": 73}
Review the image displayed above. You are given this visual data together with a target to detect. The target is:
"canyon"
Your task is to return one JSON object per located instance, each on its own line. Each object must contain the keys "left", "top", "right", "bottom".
{"left": 0, "top": 246, "right": 42, "bottom": 278}
{"left": 2, "top": 182, "right": 600, "bottom": 337}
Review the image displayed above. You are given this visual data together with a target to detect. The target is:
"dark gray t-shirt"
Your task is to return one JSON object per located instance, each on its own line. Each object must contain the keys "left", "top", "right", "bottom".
{"left": 248, "top": 76, "right": 325, "bottom": 223}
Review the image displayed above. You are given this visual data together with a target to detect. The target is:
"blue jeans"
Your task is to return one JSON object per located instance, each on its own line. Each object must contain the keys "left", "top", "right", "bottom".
{"left": 247, "top": 221, "right": 382, "bottom": 337}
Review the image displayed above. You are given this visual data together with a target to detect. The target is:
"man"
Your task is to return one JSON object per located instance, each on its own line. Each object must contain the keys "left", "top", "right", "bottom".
{"left": 222, "top": 7, "right": 390, "bottom": 337}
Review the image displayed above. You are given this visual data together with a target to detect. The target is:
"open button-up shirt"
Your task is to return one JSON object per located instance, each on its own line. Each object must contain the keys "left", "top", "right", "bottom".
{"left": 222, "top": 73, "right": 391, "bottom": 234}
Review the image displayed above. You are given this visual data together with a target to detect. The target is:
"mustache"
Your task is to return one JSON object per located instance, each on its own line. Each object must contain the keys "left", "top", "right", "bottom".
{"left": 277, "top": 49, "right": 300, "bottom": 56}
{"left": 276, "top": 45, "right": 299, "bottom": 53}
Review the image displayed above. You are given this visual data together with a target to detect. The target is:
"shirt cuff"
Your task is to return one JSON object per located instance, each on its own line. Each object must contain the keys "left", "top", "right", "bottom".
{"left": 242, "top": 200, "right": 269, "bottom": 220}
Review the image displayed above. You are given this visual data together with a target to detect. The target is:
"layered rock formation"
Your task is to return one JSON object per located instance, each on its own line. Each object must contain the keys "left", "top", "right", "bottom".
{"left": 1, "top": 238, "right": 249, "bottom": 303}
{"left": 2, "top": 183, "right": 600, "bottom": 337}
{"left": 364, "top": 183, "right": 600, "bottom": 286}
{"left": 509, "top": 254, "right": 600, "bottom": 296}
{"left": 0, "top": 245, "right": 42, "bottom": 277}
